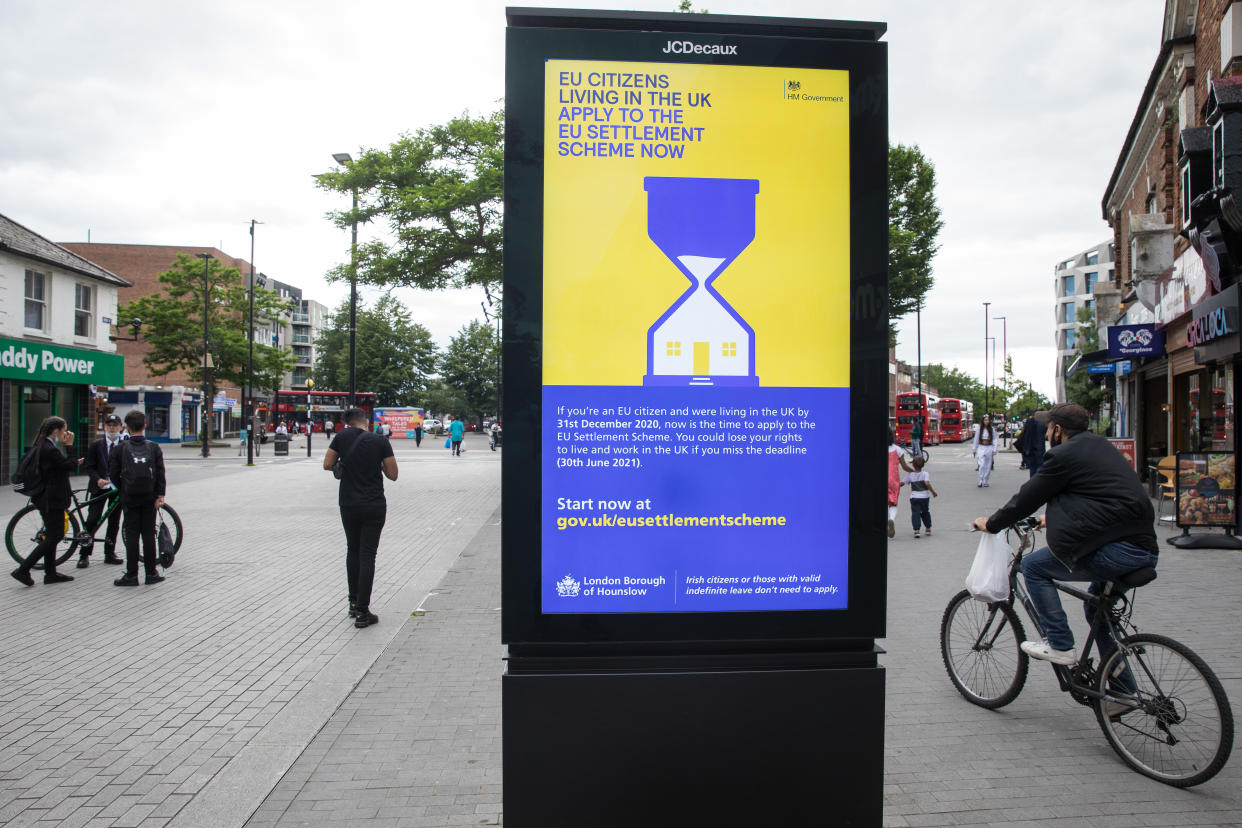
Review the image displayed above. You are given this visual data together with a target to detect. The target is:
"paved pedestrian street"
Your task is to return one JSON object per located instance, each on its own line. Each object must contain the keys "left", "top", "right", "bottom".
{"left": 4, "top": 436, "right": 1241, "bottom": 826}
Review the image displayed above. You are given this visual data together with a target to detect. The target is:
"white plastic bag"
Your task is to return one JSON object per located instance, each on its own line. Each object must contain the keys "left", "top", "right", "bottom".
{"left": 965, "top": 531, "right": 1013, "bottom": 602}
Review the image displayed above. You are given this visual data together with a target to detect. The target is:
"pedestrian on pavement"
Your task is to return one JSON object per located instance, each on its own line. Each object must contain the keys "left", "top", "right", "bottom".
{"left": 78, "top": 413, "right": 126, "bottom": 568}
{"left": 972, "top": 403, "right": 1157, "bottom": 692}
{"left": 414, "top": 419, "right": 423, "bottom": 447}
{"left": 323, "top": 408, "right": 398, "bottom": 628}
{"left": 449, "top": 414, "right": 465, "bottom": 456}
{"left": 910, "top": 416, "right": 924, "bottom": 458}
{"left": 901, "top": 455, "right": 938, "bottom": 538}
{"left": 10, "top": 416, "right": 81, "bottom": 586}
{"left": 110, "top": 410, "right": 168, "bottom": 587}
{"left": 972, "top": 414, "right": 997, "bottom": 487}
{"left": 887, "top": 427, "right": 914, "bottom": 539}
{"left": 1016, "top": 410, "right": 1048, "bottom": 478}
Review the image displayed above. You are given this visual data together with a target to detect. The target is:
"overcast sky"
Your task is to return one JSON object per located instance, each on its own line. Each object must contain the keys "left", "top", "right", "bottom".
{"left": 1, "top": 0, "right": 1166, "bottom": 397}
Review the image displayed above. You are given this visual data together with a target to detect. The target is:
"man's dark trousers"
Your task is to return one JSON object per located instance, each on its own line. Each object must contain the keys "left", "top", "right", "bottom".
{"left": 84, "top": 488, "right": 121, "bottom": 556}
{"left": 122, "top": 501, "right": 158, "bottom": 577}
{"left": 342, "top": 505, "right": 386, "bottom": 611}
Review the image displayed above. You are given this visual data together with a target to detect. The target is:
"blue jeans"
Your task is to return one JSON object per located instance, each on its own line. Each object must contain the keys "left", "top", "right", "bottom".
{"left": 1020, "top": 541, "right": 1157, "bottom": 686}
{"left": 910, "top": 498, "right": 931, "bottom": 531}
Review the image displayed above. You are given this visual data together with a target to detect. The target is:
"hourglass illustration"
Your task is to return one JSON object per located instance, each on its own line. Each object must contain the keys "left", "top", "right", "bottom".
{"left": 642, "top": 176, "right": 760, "bottom": 387}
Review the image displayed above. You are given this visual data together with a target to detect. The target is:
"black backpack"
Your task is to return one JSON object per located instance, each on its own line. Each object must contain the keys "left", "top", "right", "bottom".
{"left": 11, "top": 444, "right": 44, "bottom": 498}
{"left": 120, "top": 440, "right": 156, "bottom": 495}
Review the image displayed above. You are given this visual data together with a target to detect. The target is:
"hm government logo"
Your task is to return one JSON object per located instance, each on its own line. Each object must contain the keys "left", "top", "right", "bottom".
{"left": 787, "top": 80, "right": 801, "bottom": 93}
{"left": 556, "top": 574, "right": 581, "bottom": 597}
{"left": 1117, "top": 329, "right": 1154, "bottom": 348}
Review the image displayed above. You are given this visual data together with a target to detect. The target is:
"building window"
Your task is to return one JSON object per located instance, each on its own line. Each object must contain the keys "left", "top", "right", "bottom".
{"left": 1084, "top": 272, "right": 1098, "bottom": 294}
{"left": 1085, "top": 251, "right": 1099, "bottom": 265}
{"left": 24, "top": 270, "right": 47, "bottom": 331}
{"left": 1064, "top": 301, "right": 1075, "bottom": 323}
{"left": 1065, "top": 329, "right": 1076, "bottom": 350}
{"left": 721, "top": 341, "right": 737, "bottom": 357}
{"left": 74, "top": 284, "right": 94, "bottom": 338}
{"left": 1085, "top": 299, "right": 1095, "bottom": 313}
{"left": 666, "top": 341, "right": 681, "bottom": 356}
{"left": 1062, "top": 275, "right": 1075, "bottom": 296}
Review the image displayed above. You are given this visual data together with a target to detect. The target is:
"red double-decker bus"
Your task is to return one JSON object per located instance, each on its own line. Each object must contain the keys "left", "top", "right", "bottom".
{"left": 938, "top": 398, "right": 974, "bottom": 442}
{"left": 895, "top": 392, "right": 941, "bottom": 446}
{"left": 268, "top": 390, "right": 377, "bottom": 433}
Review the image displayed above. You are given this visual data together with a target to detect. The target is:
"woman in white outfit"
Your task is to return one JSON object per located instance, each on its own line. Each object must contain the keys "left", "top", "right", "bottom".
{"left": 972, "top": 415, "right": 997, "bottom": 487}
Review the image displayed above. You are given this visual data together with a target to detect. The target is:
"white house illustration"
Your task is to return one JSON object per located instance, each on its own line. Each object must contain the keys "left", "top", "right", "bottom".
{"left": 642, "top": 177, "right": 760, "bottom": 387}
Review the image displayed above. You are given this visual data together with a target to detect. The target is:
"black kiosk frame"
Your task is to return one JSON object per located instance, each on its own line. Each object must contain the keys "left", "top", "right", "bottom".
{"left": 503, "top": 8, "right": 889, "bottom": 826}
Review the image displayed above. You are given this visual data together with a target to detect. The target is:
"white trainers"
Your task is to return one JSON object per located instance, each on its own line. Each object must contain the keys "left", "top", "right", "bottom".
{"left": 1020, "top": 639, "right": 1077, "bottom": 665}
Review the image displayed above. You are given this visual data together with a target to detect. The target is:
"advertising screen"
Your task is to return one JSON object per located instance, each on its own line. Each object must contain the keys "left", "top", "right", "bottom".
{"left": 374, "top": 407, "right": 424, "bottom": 438}
{"left": 541, "top": 59, "right": 851, "bottom": 613}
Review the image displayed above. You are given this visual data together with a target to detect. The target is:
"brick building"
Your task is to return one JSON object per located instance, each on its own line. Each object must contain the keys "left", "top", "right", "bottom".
{"left": 1100, "top": 0, "right": 1242, "bottom": 476}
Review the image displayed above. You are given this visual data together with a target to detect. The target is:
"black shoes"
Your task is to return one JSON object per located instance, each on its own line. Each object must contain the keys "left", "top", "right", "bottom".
{"left": 114, "top": 573, "right": 139, "bottom": 587}
{"left": 146, "top": 574, "right": 165, "bottom": 585}
{"left": 44, "top": 572, "right": 74, "bottom": 584}
{"left": 10, "top": 568, "right": 34, "bottom": 587}
{"left": 77, "top": 556, "right": 90, "bottom": 569}
{"left": 354, "top": 611, "right": 379, "bottom": 628}
{"left": 104, "top": 553, "right": 123, "bottom": 565}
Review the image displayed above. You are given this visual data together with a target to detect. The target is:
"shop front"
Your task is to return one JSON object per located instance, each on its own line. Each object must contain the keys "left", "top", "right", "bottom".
{"left": 104, "top": 386, "right": 203, "bottom": 443}
{"left": 0, "top": 336, "right": 124, "bottom": 483}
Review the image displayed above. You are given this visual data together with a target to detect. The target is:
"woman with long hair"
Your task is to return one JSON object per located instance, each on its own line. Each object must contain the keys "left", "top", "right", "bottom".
{"left": 10, "top": 416, "right": 80, "bottom": 585}
{"left": 887, "top": 426, "right": 914, "bottom": 538}
{"left": 972, "top": 414, "right": 997, "bottom": 488}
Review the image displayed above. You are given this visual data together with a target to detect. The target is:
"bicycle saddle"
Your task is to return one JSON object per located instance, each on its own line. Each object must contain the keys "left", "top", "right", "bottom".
{"left": 1116, "top": 566, "right": 1157, "bottom": 588}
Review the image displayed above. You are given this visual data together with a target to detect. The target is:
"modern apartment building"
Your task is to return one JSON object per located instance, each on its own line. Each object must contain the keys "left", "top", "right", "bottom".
{"left": 1054, "top": 240, "right": 1115, "bottom": 402}
{"left": 291, "top": 298, "right": 330, "bottom": 389}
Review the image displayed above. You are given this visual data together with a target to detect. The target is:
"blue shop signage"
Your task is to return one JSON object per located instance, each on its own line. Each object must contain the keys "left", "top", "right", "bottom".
{"left": 1107, "top": 324, "right": 1165, "bottom": 358}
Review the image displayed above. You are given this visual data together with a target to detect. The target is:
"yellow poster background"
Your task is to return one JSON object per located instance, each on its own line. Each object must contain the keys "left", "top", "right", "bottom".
{"left": 543, "top": 59, "right": 850, "bottom": 388}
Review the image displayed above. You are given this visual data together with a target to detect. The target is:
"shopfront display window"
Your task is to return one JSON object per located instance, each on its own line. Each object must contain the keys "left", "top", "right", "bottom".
{"left": 1211, "top": 364, "right": 1235, "bottom": 451}
{"left": 148, "top": 406, "right": 170, "bottom": 439}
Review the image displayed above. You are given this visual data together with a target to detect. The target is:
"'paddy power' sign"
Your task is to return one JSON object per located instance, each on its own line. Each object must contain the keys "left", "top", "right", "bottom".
{"left": 0, "top": 336, "right": 124, "bottom": 386}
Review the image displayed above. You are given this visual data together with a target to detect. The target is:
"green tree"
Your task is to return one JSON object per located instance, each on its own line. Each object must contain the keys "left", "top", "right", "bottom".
{"left": 1065, "top": 305, "right": 1106, "bottom": 425}
{"left": 421, "top": 381, "right": 471, "bottom": 421}
{"left": 677, "top": 0, "right": 709, "bottom": 11}
{"left": 1007, "top": 385, "right": 1053, "bottom": 419}
{"left": 120, "top": 254, "right": 294, "bottom": 391}
{"left": 439, "top": 320, "right": 500, "bottom": 420}
{"left": 316, "top": 112, "right": 504, "bottom": 292}
{"left": 889, "top": 144, "right": 944, "bottom": 338}
{"left": 920, "top": 362, "right": 1012, "bottom": 423}
{"left": 313, "top": 295, "right": 438, "bottom": 406}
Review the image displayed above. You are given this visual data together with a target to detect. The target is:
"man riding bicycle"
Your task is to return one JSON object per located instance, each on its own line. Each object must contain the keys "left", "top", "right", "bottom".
{"left": 971, "top": 403, "right": 1158, "bottom": 677}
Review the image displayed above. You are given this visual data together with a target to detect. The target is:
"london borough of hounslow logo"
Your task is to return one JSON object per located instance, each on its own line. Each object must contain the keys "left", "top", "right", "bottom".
{"left": 556, "top": 574, "right": 581, "bottom": 597}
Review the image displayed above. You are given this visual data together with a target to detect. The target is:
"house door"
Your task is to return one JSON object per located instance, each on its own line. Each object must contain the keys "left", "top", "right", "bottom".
{"left": 693, "top": 342, "right": 710, "bottom": 375}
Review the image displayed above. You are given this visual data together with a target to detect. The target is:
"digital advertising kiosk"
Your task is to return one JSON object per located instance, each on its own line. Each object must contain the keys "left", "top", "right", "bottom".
{"left": 502, "top": 8, "right": 889, "bottom": 825}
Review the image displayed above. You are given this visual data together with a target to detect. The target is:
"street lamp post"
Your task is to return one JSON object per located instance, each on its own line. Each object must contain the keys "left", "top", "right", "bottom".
{"left": 993, "top": 314, "right": 1008, "bottom": 404}
{"left": 482, "top": 296, "right": 501, "bottom": 422}
{"left": 332, "top": 152, "right": 359, "bottom": 409}
{"left": 247, "top": 219, "right": 263, "bottom": 467}
{"left": 983, "top": 302, "right": 991, "bottom": 415}
{"left": 197, "top": 252, "right": 215, "bottom": 458}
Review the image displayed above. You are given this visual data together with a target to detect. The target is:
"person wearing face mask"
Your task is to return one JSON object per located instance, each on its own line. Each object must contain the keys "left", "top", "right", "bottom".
{"left": 10, "top": 416, "right": 81, "bottom": 586}
{"left": 78, "top": 413, "right": 127, "bottom": 568}
{"left": 970, "top": 403, "right": 1157, "bottom": 677}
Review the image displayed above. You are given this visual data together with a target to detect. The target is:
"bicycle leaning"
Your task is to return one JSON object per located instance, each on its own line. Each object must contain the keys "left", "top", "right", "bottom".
{"left": 940, "top": 518, "right": 1234, "bottom": 787}
{"left": 6, "top": 487, "right": 183, "bottom": 571}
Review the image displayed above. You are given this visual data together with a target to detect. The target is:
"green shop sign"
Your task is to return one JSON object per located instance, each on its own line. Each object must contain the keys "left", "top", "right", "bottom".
{"left": 0, "top": 336, "right": 124, "bottom": 386}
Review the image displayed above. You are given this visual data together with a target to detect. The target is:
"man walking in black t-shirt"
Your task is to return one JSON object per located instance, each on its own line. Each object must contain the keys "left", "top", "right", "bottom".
{"left": 323, "top": 408, "right": 399, "bottom": 628}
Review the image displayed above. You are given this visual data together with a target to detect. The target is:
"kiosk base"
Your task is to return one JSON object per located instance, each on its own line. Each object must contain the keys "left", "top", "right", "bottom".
{"left": 503, "top": 656, "right": 884, "bottom": 827}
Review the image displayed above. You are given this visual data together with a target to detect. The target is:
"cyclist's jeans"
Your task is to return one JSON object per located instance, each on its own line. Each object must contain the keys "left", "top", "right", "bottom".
{"left": 1021, "top": 541, "right": 1157, "bottom": 692}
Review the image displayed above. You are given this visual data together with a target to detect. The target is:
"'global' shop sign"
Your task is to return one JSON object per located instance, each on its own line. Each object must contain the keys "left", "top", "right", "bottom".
{"left": 0, "top": 336, "right": 124, "bottom": 386}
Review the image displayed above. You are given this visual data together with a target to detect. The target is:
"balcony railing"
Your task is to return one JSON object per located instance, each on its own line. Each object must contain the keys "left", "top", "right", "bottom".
{"left": 291, "top": 313, "right": 310, "bottom": 323}
{"left": 292, "top": 335, "right": 311, "bottom": 345}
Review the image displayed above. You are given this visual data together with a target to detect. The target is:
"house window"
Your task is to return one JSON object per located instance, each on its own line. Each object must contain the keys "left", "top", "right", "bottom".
{"left": 666, "top": 341, "right": 681, "bottom": 356}
{"left": 1085, "top": 251, "right": 1099, "bottom": 265}
{"left": 721, "top": 341, "right": 737, "bottom": 357}
{"left": 1062, "top": 275, "right": 1075, "bottom": 296}
{"left": 24, "top": 269, "right": 47, "bottom": 331}
{"left": 74, "top": 284, "right": 94, "bottom": 338}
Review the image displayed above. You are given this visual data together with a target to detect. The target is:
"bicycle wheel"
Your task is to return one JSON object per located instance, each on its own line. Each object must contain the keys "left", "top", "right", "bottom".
{"left": 941, "top": 588, "right": 1029, "bottom": 708}
{"left": 156, "top": 504, "right": 183, "bottom": 553}
{"left": 5, "top": 504, "right": 83, "bottom": 570}
{"left": 1094, "top": 633, "right": 1233, "bottom": 787}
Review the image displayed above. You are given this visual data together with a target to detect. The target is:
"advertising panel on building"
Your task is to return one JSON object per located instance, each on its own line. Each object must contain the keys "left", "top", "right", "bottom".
{"left": 502, "top": 9, "right": 888, "bottom": 645}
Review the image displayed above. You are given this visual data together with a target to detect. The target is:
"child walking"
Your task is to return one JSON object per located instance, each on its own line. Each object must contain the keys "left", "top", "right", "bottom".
{"left": 901, "top": 456, "right": 938, "bottom": 538}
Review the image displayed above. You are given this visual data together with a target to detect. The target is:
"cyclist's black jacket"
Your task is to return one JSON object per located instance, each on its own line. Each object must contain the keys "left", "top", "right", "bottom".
{"left": 985, "top": 431, "right": 1157, "bottom": 569}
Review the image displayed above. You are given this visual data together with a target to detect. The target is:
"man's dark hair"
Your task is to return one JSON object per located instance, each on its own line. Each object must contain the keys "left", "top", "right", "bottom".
{"left": 912, "top": 456, "right": 925, "bottom": 471}
{"left": 124, "top": 410, "right": 146, "bottom": 432}
{"left": 344, "top": 408, "right": 368, "bottom": 427}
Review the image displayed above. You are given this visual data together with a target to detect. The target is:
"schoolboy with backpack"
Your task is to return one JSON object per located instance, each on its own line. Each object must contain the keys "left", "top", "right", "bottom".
{"left": 108, "top": 410, "right": 167, "bottom": 586}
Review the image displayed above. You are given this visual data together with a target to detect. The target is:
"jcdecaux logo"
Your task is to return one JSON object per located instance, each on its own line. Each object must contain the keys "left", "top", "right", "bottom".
{"left": 662, "top": 40, "right": 738, "bottom": 55}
